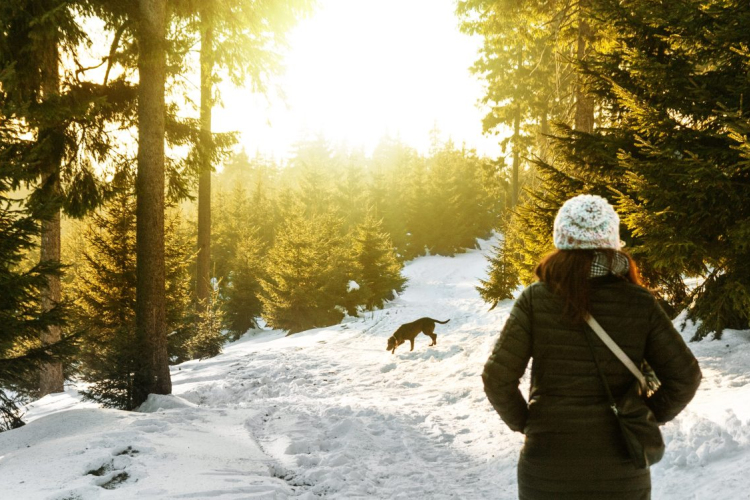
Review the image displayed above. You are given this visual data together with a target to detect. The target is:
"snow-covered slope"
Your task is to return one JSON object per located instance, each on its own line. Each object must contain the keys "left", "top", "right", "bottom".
{"left": 2, "top": 240, "right": 749, "bottom": 499}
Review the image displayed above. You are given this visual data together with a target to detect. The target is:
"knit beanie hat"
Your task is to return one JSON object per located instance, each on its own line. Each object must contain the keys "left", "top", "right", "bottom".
{"left": 553, "top": 194, "right": 621, "bottom": 250}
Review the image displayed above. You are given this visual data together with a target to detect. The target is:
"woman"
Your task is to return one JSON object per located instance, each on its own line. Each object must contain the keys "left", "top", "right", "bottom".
{"left": 483, "top": 194, "right": 701, "bottom": 500}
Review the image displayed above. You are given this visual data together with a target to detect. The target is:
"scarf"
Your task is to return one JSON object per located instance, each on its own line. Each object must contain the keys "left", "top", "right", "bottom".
{"left": 590, "top": 251, "right": 629, "bottom": 278}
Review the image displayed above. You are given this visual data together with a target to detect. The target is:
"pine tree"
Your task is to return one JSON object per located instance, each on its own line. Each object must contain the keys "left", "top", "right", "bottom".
{"left": 224, "top": 230, "right": 266, "bottom": 339}
{"left": 350, "top": 213, "right": 407, "bottom": 311}
{"left": 333, "top": 149, "right": 368, "bottom": 233}
{"left": 425, "top": 144, "right": 462, "bottom": 256}
{"left": 369, "top": 137, "right": 413, "bottom": 254}
{"left": 517, "top": 0, "right": 750, "bottom": 338}
{"left": 164, "top": 209, "right": 196, "bottom": 364}
{"left": 0, "top": 0, "right": 138, "bottom": 396}
{"left": 425, "top": 141, "right": 490, "bottom": 256}
{"left": 132, "top": 0, "right": 172, "bottom": 406}
{"left": 476, "top": 241, "right": 521, "bottom": 310}
{"left": 476, "top": 0, "right": 750, "bottom": 339}
{"left": 458, "top": 0, "right": 615, "bottom": 305}
{"left": 403, "top": 157, "right": 432, "bottom": 260}
{"left": 289, "top": 135, "right": 336, "bottom": 217}
{"left": 457, "top": 0, "right": 584, "bottom": 206}
{"left": 188, "top": 282, "right": 225, "bottom": 360}
{"left": 71, "top": 186, "right": 194, "bottom": 409}
{"left": 0, "top": 197, "right": 68, "bottom": 429}
{"left": 586, "top": 0, "right": 750, "bottom": 339}
{"left": 452, "top": 147, "right": 492, "bottom": 250}
{"left": 212, "top": 183, "right": 251, "bottom": 282}
{"left": 193, "top": 0, "right": 311, "bottom": 314}
{"left": 260, "top": 210, "right": 349, "bottom": 334}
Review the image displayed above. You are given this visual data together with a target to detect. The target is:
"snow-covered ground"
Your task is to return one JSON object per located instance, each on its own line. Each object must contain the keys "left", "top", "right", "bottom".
{"left": 2, "top": 240, "right": 750, "bottom": 499}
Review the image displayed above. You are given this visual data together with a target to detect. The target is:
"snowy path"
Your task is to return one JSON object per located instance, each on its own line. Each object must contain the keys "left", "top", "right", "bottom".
{"left": 3, "top": 239, "right": 750, "bottom": 499}
{"left": 171, "top": 241, "right": 521, "bottom": 498}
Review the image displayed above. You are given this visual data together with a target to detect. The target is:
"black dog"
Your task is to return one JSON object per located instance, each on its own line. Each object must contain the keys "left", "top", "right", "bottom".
{"left": 386, "top": 317, "right": 450, "bottom": 354}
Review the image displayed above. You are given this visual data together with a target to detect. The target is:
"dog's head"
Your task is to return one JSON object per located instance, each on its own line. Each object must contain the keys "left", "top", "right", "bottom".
{"left": 386, "top": 336, "right": 397, "bottom": 352}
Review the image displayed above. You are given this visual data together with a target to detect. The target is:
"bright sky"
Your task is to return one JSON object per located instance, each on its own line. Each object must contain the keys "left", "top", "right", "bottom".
{"left": 213, "top": 0, "right": 501, "bottom": 160}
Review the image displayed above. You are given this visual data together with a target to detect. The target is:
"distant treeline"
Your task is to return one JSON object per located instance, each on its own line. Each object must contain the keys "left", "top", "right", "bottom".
{"left": 54, "top": 134, "right": 505, "bottom": 409}
{"left": 209, "top": 135, "right": 505, "bottom": 331}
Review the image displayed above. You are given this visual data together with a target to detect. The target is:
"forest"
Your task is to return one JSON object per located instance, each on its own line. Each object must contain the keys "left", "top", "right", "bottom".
{"left": 0, "top": 0, "right": 508, "bottom": 425}
{"left": 1, "top": 1, "right": 750, "bottom": 498}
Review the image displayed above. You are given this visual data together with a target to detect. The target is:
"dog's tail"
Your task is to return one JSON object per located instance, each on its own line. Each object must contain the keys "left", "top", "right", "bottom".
{"left": 429, "top": 318, "right": 450, "bottom": 324}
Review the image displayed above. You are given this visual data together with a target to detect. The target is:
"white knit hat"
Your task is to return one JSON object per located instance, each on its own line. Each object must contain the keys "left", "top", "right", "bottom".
{"left": 553, "top": 194, "right": 621, "bottom": 250}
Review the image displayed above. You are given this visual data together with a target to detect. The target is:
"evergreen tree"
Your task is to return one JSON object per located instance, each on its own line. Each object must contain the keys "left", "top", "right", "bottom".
{"left": 424, "top": 142, "right": 492, "bottom": 256}
{"left": 350, "top": 213, "right": 406, "bottom": 311}
{"left": 333, "top": 149, "right": 368, "bottom": 233}
{"left": 192, "top": 0, "right": 311, "bottom": 314}
{"left": 224, "top": 230, "right": 266, "bottom": 339}
{"left": 188, "top": 282, "right": 225, "bottom": 360}
{"left": 369, "top": 137, "right": 413, "bottom": 253}
{"left": 579, "top": 0, "right": 750, "bottom": 339}
{"left": 476, "top": 240, "right": 521, "bottom": 310}
{"left": 0, "top": 0, "right": 138, "bottom": 395}
{"left": 0, "top": 197, "right": 68, "bottom": 429}
{"left": 132, "top": 0, "right": 172, "bottom": 406}
{"left": 70, "top": 186, "right": 194, "bottom": 409}
{"left": 212, "top": 183, "right": 251, "bottom": 282}
{"left": 288, "top": 134, "right": 336, "bottom": 217}
{"left": 457, "top": 0, "right": 586, "bottom": 205}
{"left": 474, "top": 0, "right": 750, "bottom": 340}
{"left": 260, "top": 209, "right": 349, "bottom": 334}
{"left": 451, "top": 147, "right": 491, "bottom": 250}
{"left": 164, "top": 209, "right": 196, "bottom": 364}
{"left": 403, "top": 156, "right": 432, "bottom": 260}
{"left": 425, "top": 143, "right": 464, "bottom": 256}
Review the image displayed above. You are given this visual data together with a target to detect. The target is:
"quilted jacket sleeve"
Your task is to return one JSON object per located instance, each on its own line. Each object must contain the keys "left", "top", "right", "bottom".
{"left": 644, "top": 296, "right": 702, "bottom": 424}
{"left": 482, "top": 286, "right": 533, "bottom": 433}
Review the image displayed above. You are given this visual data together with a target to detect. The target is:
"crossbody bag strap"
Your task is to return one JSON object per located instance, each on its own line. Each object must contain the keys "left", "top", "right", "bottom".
{"left": 585, "top": 314, "right": 647, "bottom": 391}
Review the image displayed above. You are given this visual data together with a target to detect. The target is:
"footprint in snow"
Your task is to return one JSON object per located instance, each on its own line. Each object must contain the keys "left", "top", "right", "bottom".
{"left": 380, "top": 363, "right": 397, "bottom": 373}
{"left": 130, "top": 418, "right": 170, "bottom": 433}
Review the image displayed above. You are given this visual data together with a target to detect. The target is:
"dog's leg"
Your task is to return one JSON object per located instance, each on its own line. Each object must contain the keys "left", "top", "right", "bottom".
{"left": 424, "top": 325, "right": 437, "bottom": 346}
{"left": 409, "top": 338, "right": 415, "bottom": 351}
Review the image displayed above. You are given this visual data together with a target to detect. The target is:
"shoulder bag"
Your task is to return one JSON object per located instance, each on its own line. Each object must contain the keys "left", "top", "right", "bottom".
{"left": 584, "top": 314, "right": 665, "bottom": 469}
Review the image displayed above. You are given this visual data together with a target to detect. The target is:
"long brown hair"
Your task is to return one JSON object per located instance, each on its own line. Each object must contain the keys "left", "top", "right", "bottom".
{"left": 534, "top": 249, "right": 642, "bottom": 324}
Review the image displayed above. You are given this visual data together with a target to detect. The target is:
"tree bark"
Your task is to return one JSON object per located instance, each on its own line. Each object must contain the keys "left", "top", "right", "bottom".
{"left": 511, "top": 102, "right": 520, "bottom": 207}
{"left": 38, "top": 33, "right": 63, "bottom": 397}
{"left": 539, "top": 104, "right": 549, "bottom": 164}
{"left": 196, "top": 5, "right": 214, "bottom": 310}
{"left": 511, "top": 48, "right": 522, "bottom": 207}
{"left": 574, "top": 6, "right": 595, "bottom": 133}
{"left": 133, "top": 0, "right": 171, "bottom": 406}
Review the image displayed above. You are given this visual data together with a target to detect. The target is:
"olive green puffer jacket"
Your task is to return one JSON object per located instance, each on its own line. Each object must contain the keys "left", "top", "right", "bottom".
{"left": 483, "top": 277, "right": 702, "bottom": 499}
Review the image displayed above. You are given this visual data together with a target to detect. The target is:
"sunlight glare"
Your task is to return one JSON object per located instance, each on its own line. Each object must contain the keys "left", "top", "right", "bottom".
{"left": 213, "top": 0, "right": 500, "bottom": 159}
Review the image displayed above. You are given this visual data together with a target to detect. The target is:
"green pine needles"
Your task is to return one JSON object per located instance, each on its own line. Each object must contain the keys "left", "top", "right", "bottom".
{"left": 469, "top": 0, "right": 750, "bottom": 340}
{"left": 70, "top": 185, "right": 196, "bottom": 410}
{"left": 350, "top": 212, "right": 407, "bottom": 311}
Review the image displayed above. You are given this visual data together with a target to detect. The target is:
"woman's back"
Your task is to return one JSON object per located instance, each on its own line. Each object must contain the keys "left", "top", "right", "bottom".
{"left": 482, "top": 194, "right": 701, "bottom": 500}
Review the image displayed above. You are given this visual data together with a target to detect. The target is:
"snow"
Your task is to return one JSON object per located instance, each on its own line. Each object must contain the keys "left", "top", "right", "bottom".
{"left": 2, "top": 238, "right": 750, "bottom": 499}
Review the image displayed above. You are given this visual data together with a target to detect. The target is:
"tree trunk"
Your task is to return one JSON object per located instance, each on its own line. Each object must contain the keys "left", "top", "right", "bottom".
{"left": 511, "top": 102, "right": 520, "bottom": 207}
{"left": 509, "top": 46, "right": 524, "bottom": 208}
{"left": 133, "top": 0, "right": 171, "bottom": 407}
{"left": 196, "top": 6, "right": 214, "bottom": 310}
{"left": 539, "top": 104, "right": 549, "bottom": 164}
{"left": 38, "top": 34, "right": 63, "bottom": 397}
{"left": 574, "top": 6, "right": 595, "bottom": 133}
